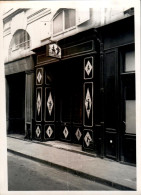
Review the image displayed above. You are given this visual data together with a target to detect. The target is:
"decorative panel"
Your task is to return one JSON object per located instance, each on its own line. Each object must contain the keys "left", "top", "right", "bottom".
{"left": 83, "top": 82, "right": 93, "bottom": 127}
{"left": 124, "top": 135, "right": 136, "bottom": 164}
{"left": 84, "top": 56, "right": 93, "bottom": 79}
{"left": 105, "top": 131, "right": 117, "bottom": 159}
{"left": 36, "top": 68, "right": 43, "bottom": 85}
{"left": 35, "top": 124, "right": 42, "bottom": 140}
{"left": 83, "top": 129, "right": 94, "bottom": 150}
{"left": 35, "top": 87, "right": 42, "bottom": 122}
{"left": 60, "top": 124, "right": 71, "bottom": 141}
{"left": 63, "top": 40, "right": 94, "bottom": 58}
{"left": 45, "top": 87, "right": 55, "bottom": 122}
{"left": 73, "top": 126, "right": 83, "bottom": 144}
{"left": 44, "top": 124, "right": 55, "bottom": 140}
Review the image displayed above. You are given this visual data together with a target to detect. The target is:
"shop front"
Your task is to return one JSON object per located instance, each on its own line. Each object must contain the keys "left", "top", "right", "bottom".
{"left": 33, "top": 15, "right": 136, "bottom": 165}
{"left": 33, "top": 29, "right": 100, "bottom": 152}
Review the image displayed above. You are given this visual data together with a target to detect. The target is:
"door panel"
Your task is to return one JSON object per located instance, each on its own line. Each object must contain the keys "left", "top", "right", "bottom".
{"left": 44, "top": 124, "right": 55, "bottom": 140}
{"left": 104, "top": 49, "right": 118, "bottom": 159}
{"left": 44, "top": 87, "right": 55, "bottom": 122}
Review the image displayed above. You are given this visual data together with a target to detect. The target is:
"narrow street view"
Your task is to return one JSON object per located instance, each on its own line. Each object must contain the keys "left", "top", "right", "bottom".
{"left": 8, "top": 152, "right": 116, "bottom": 191}
{"left": 3, "top": 5, "right": 136, "bottom": 192}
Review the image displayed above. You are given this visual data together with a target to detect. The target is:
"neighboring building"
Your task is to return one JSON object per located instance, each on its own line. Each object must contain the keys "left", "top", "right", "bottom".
{"left": 3, "top": 7, "right": 136, "bottom": 165}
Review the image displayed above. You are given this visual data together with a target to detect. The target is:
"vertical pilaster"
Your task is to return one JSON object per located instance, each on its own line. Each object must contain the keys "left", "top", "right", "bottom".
{"left": 25, "top": 71, "right": 34, "bottom": 138}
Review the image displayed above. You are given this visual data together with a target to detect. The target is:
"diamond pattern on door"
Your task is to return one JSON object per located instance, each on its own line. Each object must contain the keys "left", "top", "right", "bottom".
{"left": 47, "top": 92, "right": 54, "bottom": 116}
{"left": 85, "top": 60, "right": 92, "bottom": 76}
{"left": 36, "top": 88, "right": 42, "bottom": 122}
{"left": 63, "top": 127, "right": 69, "bottom": 138}
{"left": 75, "top": 128, "right": 82, "bottom": 141}
{"left": 83, "top": 82, "right": 93, "bottom": 127}
{"left": 84, "top": 132, "right": 92, "bottom": 147}
{"left": 37, "top": 71, "right": 42, "bottom": 83}
{"left": 36, "top": 126, "right": 41, "bottom": 138}
{"left": 85, "top": 88, "right": 92, "bottom": 118}
{"left": 84, "top": 57, "right": 93, "bottom": 79}
{"left": 45, "top": 88, "right": 54, "bottom": 122}
{"left": 37, "top": 92, "right": 41, "bottom": 115}
{"left": 36, "top": 68, "right": 43, "bottom": 85}
{"left": 46, "top": 126, "right": 53, "bottom": 138}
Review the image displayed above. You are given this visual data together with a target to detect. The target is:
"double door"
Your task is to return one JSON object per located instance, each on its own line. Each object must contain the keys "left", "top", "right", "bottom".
{"left": 34, "top": 58, "right": 83, "bottom": 144}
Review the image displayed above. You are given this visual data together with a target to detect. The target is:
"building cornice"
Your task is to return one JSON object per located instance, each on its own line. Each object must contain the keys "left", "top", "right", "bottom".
{"left": 3, "top": 8, "right": 29, "bottom": 23}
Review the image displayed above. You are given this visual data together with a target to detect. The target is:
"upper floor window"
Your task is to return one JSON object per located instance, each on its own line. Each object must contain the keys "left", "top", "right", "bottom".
{"left": 53, "top": 9, "right": 76, "bottom": 35}
{"left": 9, "top": 29, "right": 30, "bottom": 53}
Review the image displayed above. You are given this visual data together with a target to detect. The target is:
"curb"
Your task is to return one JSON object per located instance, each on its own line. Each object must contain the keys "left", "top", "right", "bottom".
{"left": 7, "top": 148, "right": 135, "bottom": 191}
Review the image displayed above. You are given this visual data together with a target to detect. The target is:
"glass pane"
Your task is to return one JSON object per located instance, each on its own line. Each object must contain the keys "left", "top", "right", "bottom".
{"left": 53, "top": 12, "right": 63, "bottom": 34}
{"left": 125, "top": 50, "right": 135, "bottom": 72}
{"left": 126, "top": 100, "right": 136, "bottom": 134}
{"left": 65, "top": 9, "right": 76, "bottom": 30}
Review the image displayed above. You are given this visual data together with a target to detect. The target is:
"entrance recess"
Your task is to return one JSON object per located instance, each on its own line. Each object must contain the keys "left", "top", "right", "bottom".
{"left": 34, "top": 57, "right": 83, "bottom": 144}
{"left": 56, "top": 58, "right": 83, "bottom": 144}
{"left": 6, "top": 72, "right": 25, "bottom": 134}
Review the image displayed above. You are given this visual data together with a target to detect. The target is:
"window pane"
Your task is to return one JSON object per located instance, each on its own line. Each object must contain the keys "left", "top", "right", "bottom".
{"left": 126, "top": 100, "right": 136, "bottom": 134}
{"left": 65, "top": 9, "right": 76, "bottom": 30}
{"left": 10, "top": 30, "right": 30, "bottom": 52}
{"left": 125, "top": 50, "right": 135, "bottom": 72}
{"left": 53, "top": 12, "right": 63, "bottom": 34}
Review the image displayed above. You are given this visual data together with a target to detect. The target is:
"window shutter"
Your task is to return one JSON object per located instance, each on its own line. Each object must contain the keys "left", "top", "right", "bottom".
{"left": 76, "top": 8, "right": 90, "bottom": 26}
{"left": 40, "top": 21, "right": 51, "bottom": 41}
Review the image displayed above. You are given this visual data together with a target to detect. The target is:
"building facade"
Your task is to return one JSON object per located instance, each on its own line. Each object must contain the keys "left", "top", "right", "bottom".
{"left": 3, "top": 7, "right": 136, "bottom": 165}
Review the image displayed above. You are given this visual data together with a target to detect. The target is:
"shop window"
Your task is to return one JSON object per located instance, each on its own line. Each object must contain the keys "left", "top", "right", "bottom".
{"left": 9, "top": 29, "right": 30, "bottom": 53}
{"left": 53, "top": 9, "right": 76, "bottom": 35}
{"left": 121, "top": 45, "right": 136, "bottom": 134}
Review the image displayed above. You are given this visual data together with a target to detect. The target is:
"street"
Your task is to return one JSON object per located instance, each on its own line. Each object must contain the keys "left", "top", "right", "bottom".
{"left": 8, "top": 152, "right": 117, "bottom": 191}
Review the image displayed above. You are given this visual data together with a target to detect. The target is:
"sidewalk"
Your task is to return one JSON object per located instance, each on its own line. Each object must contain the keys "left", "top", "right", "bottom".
{"left": 7, "top": 136, "right": 136, "bottom": 191}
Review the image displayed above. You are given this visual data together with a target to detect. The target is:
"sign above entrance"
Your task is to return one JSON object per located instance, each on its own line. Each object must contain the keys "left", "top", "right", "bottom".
{"left": 46, "top": 43, "right": 61, "bottom": 59}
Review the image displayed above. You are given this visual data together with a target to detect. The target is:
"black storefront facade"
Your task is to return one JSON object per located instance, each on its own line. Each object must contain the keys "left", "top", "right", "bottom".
{"left": 33, "top": 15, "right": 136, "bottom": 165}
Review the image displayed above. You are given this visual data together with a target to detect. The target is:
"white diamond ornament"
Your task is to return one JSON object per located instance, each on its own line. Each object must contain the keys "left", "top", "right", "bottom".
{"left": 63, "top": 127, "right": 69, "bottom": 138}
{"left": 85, "top": 89, "right": 92, "bottom": 118}
{"left": 46, "top": 126, "right": 53, "bottom": 138}
{"left": 36, "top": 126, "right": 41, "bottom": 137}
{"left": 37, "top": 71, "right": 42, "bottom": 83}
{"left": 85, "top": 60, "right": 92, "bottom": 76}
{"left": 36, "top": 92, "right": 41, "bottom": 115}
{"left": 47, "top": 92, "right": 53, "bottom": 116}
{"left": 75, "top": 128, "right": 82, "bottom": 141}
{"left": 84, "top": 132, "right": 92, "bottom": 147}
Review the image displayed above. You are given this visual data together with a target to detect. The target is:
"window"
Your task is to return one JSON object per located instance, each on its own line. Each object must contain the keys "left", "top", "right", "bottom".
{"left": 121, "top": 45, "right": 136, "bottom": 134}
{"left": 9, "top": 30, "right": 30, "bottom": 53}
{"left": 53, "top": 9, "right": 76, "bottom": 35}
{"left": 125, "top": 49, "right": 135, "bottom": 72}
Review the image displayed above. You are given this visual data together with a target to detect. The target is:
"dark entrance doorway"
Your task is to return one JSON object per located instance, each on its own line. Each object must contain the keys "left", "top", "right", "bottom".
{"left": 58, "top": 58, "right": 83, "bottom": 144}
{"left": 45, "top": 57, "right": 83, "bottom": 144}
{"left": 6, "top": 72, "right": 25, "bottom": 135}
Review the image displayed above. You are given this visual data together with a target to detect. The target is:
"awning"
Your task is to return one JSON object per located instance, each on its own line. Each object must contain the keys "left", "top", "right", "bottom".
{"left": 5, "top": 56, "right": 34, "bottom": 75}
